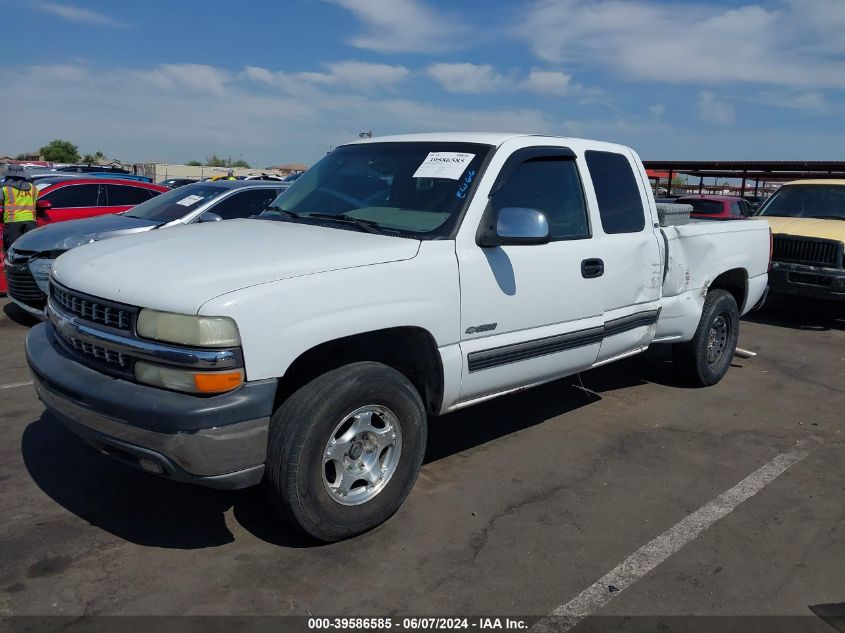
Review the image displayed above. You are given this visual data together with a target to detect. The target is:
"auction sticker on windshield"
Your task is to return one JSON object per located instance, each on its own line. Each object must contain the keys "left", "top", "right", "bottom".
{"left": 176, "top": 194, "right": 205, "bottom": 207}
{"left": 413, "top": 152, "right": 476, "bottom": 180}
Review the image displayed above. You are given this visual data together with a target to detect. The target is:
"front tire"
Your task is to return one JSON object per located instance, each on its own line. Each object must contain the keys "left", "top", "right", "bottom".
{"left": 265, "top": 362, "right": 427, "bottom": 542}
{"left": 672, "top": 289, "right": 740, "bottom": 387}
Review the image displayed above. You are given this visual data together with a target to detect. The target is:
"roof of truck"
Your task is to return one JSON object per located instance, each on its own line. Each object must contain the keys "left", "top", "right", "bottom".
{"left": 347, "top": 132, "right": 610, "bottom": 148}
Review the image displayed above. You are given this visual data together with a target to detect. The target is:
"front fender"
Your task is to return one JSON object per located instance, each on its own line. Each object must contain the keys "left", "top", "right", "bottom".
{"left": 198, "top": 241, "right": 461, "bottom": 381}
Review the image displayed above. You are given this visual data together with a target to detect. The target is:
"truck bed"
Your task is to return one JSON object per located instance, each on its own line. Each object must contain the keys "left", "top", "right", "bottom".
{"left": 655, "top": 218, "right": 770, "bottom": 342}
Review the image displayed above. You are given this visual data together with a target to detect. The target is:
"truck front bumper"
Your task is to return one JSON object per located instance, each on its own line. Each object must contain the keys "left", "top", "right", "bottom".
{"left": 26, "top": 322, "right": 277, "bottom": 490}
{"left": 769, "top": 261, "right": 845, "bottom": 301}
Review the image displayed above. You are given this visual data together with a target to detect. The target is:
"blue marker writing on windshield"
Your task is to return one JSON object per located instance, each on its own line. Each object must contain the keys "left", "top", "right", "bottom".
{"left": 456, "top": 169, "right": 476, "bottom": 199}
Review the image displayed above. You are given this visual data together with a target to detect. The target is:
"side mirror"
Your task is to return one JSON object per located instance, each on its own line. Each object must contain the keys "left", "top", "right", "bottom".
{"left": 36, "top": 199, "right": 52, "bottom": 212}
{"left": 478, "top": 207, "right": 550, "bottom": 247}
{"left": 199, "top": 212, "right": 223, "bottom": 223}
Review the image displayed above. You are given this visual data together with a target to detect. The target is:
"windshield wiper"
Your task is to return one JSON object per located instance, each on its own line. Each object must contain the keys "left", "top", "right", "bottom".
{"left": 263, "top": 204, "right": 301, "bottom": 220}
{"left": 305, "top": 213, "right": 382, "bottom": 234}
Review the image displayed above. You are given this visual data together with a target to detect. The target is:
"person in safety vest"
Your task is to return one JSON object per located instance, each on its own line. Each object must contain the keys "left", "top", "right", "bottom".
{"left": 1, "top": 164, "right": 39, "bottom": 252}
{"left": 226, "top": 169, "right": 236, "bottom": 180}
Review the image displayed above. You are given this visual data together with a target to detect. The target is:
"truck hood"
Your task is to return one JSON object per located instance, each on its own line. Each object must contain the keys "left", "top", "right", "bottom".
{"left": 761, "top": 216, "right": 845, "bottom": 243}
{"left": 51, "top": 219, "right": 421, "bottom": 313}
{"left": 11, "top": 214, "right": 158, "bottom": 254}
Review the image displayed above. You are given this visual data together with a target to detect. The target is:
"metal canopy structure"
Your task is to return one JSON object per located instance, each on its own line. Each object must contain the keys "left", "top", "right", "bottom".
{"left": 641, "top": 160, "right": 845, "bottom": 197}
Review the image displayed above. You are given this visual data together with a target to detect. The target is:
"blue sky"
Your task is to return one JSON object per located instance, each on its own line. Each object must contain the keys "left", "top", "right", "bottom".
{"left": 2, "top": 0, "right": 844, "bottom": 167}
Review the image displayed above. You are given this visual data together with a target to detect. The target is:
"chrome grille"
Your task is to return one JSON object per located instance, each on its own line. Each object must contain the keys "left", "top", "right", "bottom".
{"left": 66, "top": 336, "right": 131, "bottom": 368}
{"left": 772, "top": 235, "right": 843, "bottom": 268}
{"left": 51, "top": 284, "right": 133, "bottom": 330}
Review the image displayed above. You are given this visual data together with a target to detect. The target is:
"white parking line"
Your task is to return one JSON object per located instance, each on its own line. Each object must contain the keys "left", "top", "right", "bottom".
{"left": 0, "top": 380, "right": 33, "bottom": 390}
{"left": 532, "top": 437, "right": 822, "bottom": 633}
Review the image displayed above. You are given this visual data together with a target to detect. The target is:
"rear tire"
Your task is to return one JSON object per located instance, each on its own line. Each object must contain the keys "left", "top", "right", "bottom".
{"left": 265, "top": 362, "right": 426, "bottom": 542}
{"left": 672, "top": 289, "right": 739, "bottom": 387}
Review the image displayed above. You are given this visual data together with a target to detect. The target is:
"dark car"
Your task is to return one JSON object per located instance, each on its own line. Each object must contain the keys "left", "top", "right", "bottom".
{"left": 3, "top": 180, "right": 283, "bottom": 315}
{"left": 53, "top": 165, "right": 131, "bottom": 175}
{"left": 158, "top": 178, "right": 199, "bottom": 188}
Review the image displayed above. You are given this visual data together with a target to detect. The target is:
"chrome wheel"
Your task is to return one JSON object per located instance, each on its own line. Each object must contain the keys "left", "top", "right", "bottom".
{"left": 322, "top": 405, "right": 402, "bottom": 506}
{"left": 707, "top": 314, "right": 730, "bottom": 365}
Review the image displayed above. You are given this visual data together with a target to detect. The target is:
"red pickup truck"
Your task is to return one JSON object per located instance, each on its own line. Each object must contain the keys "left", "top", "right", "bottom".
{"left": 1, "top": 178, "right": 168, "bottom": 296}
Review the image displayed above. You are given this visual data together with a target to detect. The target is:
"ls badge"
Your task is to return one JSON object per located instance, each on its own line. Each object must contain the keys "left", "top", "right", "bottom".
{"left": 465, "top": 323, "right": 497, "bottom": 335}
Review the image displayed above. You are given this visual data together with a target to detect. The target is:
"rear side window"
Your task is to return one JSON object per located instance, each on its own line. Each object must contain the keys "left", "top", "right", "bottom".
{"left": 586, "top": 151, "right": 646, "bottom": 234}
{"left": 105, "top": 184, "right": 155, "bottom": 206}
{"left": 210, "top": 188, "right": 279, "bottom": 220}
{"left": 491, "top": 158, "right": 589, "bottom": 240}
{"left": 682, "top": 199, "right": 724, "bottom": 214}
{"left": 42, "top": 184, "right": 101, "bottom": 208}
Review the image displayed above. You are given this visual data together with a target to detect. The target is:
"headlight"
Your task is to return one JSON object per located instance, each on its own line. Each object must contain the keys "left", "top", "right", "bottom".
{"left": 135, "top": 361, "right": 244, "bottom": 394}
{"left": 136, "top": 309, "right": 240, "bottom": 347}
{"left": 28, "top": 258, "right": 55, "bottom": 294}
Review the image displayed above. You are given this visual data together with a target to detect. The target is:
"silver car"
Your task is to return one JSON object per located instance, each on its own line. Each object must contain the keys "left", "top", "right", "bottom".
{"left": 5, "top": 180, "right": 285, "bottom": 317}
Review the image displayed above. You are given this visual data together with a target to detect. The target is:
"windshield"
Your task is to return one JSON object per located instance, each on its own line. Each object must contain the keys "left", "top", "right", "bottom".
{"left": 259, "top": 142, "right": 492, "bottom": 238}
{"left": 123, "top": 183, "right": 227, "bottom": 222}
{"left": 757, "top": 185, "right": 845, "bottom": 220}
{"left": 680, "top": 199, "right": 725, "bottom": 214}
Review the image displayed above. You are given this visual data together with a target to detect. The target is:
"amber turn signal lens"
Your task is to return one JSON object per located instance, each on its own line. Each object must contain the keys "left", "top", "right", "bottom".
{"left": 194, "top": 371, "right": 244, "bottom": 393}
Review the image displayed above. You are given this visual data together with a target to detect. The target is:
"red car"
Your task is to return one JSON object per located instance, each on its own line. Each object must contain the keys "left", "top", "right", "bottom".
{"left": 1, "top": 178, "right": 168, "bottom": 295}
{"left": 676, "top": 195, "right": 752, "bottom": 220}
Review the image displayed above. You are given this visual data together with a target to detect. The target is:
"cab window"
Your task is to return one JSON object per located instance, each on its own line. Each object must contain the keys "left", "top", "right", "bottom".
{"left": 586, "top": 151, "right": 646, "bottom": 234}
{"left": 105, "top": 184, "right": 156, "bottom": 206}
{"left": 41, "top": 184, "right": 102, "bottom": 208}
{"left": 491, "top": 158, "right": 590, "bottom": 240}
{"left": 210, "top": 188, "right": 280, "bottom": 220}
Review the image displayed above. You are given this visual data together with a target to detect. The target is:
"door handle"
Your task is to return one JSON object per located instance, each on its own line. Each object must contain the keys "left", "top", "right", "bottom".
{"left": 581, "top": 258, "right": 604, "bottom": 279}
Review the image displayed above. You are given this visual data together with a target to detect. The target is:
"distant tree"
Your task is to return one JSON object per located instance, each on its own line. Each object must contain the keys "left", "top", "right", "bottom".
{"left": 82, "top": 153, "right": 96, "bottom": 164}
{"left": 14, "top": 153, "right": 26, "bottom": 160}
{"left": 231, "top": 159, "right": 250, "bottom": 168}
{"left": 187, "top": 160, "right": 202, "bottom": 166}
{"left": 39, "top": 139, "right": 80, "bottom": 163}
{"left": 205, "top": 153, "right": 227, "bottom": 167}
{"left": 94, "top": 151, "right": 106, "bottom": 160}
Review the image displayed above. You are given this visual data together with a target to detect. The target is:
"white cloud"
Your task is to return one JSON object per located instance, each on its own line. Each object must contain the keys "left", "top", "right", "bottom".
{"left": 697, "top": 91, "right": 736, "bottom": 125}
{"left": 750, "top": 91, "right": 829, "bottom": 112}
{"left": 35, "top": 2, "right": 124, "bottom": 27}
{"left": 324, "top": 61, "right": 410, "bottom": 87}
{"left": 515, "top": 0, "right": 845, "bottom": 89}
{"left": 521, "top": 70, "right": 574, "bottom": 97}
{"left": 426, "top": 63, "right": 505, "bottom": 94}
{"left": 327, "top": 0, "right": 466, "bottom": 53}
{"left": 245, "top": 61, "right": 409, "bottom": 94}
{"left": 426, "top": 63, "right": 594, "bottom": 98}
{"left": 135, "top": 64, "right": 232, "bottom": 96}
{"left": 649, "top": 103, "right": 666, "bottom": 120}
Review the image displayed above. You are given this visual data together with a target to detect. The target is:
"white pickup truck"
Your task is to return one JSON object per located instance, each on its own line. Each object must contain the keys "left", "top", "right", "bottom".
{"left": 26, "top": 133, "right": 770, "bottom": 541}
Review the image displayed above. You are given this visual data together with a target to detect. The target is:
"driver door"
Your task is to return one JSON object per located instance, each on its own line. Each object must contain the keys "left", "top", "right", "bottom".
{"left": 456, "top": 148, "right": 605, "bottom": 403}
